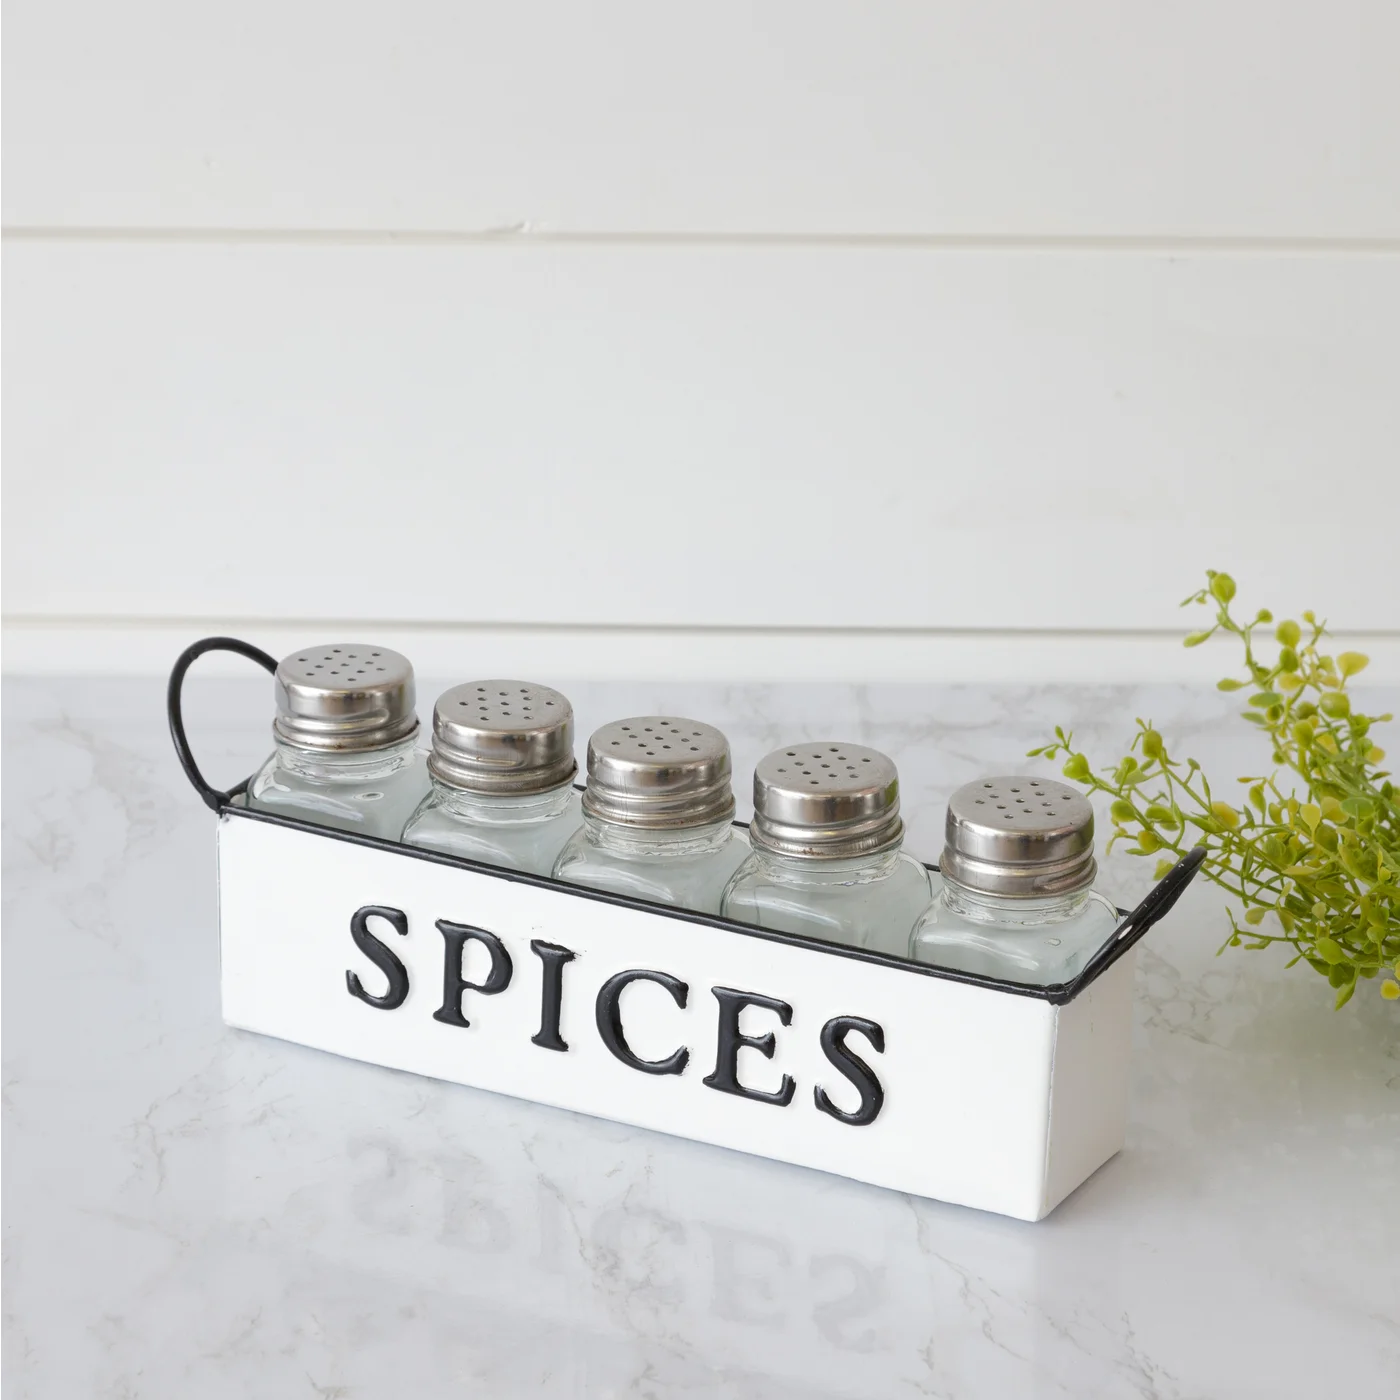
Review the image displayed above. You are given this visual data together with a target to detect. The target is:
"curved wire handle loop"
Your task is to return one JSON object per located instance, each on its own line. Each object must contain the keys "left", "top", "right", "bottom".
{"left": 167, "top": 636, "right": 278, "bottom": 811}
{"left": 1074, "top": 845, "right": 1208, "bottom": 988}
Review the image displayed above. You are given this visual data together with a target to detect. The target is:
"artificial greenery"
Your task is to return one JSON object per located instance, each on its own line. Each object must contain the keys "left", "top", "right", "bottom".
{"left": 1031, "top": 572, "right": 1398, "bottom": 1007}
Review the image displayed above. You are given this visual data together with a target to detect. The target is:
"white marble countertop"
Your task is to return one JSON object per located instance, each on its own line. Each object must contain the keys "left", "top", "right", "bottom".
{"left": 4, "top": 676, "right": 1397, "bottom": 1399}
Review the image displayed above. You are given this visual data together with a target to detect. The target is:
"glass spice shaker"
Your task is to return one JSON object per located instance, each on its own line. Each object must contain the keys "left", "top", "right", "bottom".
{"left": 721, "top": 742, "right": 932, "bottom": 953}
{"left": 908, "top": 776, "right": 1120, "bottom": 984}
{"left": 246, "top": 644, "right": 428, "bottom": 839}
{"left": 551, "top": 716, "right": 748, "bottom": 914}
{"left": 400, "top": 680, "right": 581, "bottom": 875}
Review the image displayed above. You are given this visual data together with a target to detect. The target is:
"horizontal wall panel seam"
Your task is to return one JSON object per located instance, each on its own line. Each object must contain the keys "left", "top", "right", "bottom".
{"left": 7, "top": 616, "right": 1400, "bottom": 643}
{"left": 7, "top": 228, "right": 1400, "bottom": 255}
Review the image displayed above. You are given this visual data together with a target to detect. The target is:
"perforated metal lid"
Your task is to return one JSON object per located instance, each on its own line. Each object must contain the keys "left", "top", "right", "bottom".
{"left": 751, "top": 742, "right": 904, "bottom": 859}
{"left": 428, "top": 680, "right": 576, "bottom": 795}
{"left": 942, "top": 776, "right": 1096, "bottom": 898}
{"left": 273, "top": 645, "right": 418, "bottom": 753}
{"left": 582, "top": 717, "right": 735, "bottom": 829}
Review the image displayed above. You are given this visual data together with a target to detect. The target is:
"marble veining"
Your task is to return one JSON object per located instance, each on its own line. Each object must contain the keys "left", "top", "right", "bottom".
{"left": 4, "top": 677, "right": 1398, "bottom": 1399}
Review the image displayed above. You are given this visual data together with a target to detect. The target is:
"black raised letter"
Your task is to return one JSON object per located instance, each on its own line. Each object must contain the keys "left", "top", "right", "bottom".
{"left": 530, "top": 940, "right": 576, "bottom": 1052}
{"left": 814, "top": 1016, "right": 885, "bottom": 1126}
{"left": 433, "top": 920, "right": 513, "bottom": 1028}
{"left": 346, "top": 905, "right": 410, "bottom": 1010}
{"left": 595, "top": 969, "right": 690, "bottom": 1075}
{"left": 703, "top": 987, "right": 796, "bottom": 1107}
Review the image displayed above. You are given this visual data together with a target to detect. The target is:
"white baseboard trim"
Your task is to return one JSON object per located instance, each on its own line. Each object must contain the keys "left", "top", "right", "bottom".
{"left": 6, "top": 620, "right": 1399, "bottom": 685}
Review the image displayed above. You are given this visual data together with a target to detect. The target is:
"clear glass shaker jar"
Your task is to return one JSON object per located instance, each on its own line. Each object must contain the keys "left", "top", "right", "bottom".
{"left": 246, "top": 644, "right": 427, "bottom": 839}
{"left": 552, "top": 716, "right": 747, "bottom": 914}
{"left": 909, "top": 776, "right": 1119, "bottom": 984}
{"left": 400, "top": 680, "right": 581, "bottom": 875}
{"left": 721, "top": 742, "right": 932, "bottom": 953}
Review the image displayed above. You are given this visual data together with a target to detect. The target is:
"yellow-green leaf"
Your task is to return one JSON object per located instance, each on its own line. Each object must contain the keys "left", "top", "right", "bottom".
{"left": 1275, "top": 619, "right": 1301, "bottom": 648}
{"left": 1315, "top": 936, "right": 1346, "bottom": 964}
{"left": 1210, "top": 801, "right": 1240, "bottom": 829}
{"left": 1337, "top": 651, "right": 1369, "bottom": 679}
{"left": 1381, "top": 980, "right": 1400, "bottom": 1001}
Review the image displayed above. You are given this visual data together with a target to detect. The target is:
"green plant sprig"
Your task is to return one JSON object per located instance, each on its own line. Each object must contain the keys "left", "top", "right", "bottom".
{"left": 1031, "top": 571, "right": 1398, "bottom": 1008}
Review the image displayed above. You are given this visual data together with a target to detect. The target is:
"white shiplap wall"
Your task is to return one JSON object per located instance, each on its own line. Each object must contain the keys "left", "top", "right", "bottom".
{"left": 4, "top": 1, "right": 1399, "bottom": 679}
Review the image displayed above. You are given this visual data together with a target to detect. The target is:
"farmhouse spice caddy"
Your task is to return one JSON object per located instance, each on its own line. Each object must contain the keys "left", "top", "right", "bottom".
{"left": 169, "top": 637, "right": 1201, "bottom": 1222}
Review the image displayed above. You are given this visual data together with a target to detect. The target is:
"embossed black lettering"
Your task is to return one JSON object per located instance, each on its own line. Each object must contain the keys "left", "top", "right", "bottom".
{"left": 346, "top": 904, "right": 410, "bottom": 1010}
{"left": 702, "top": 987, "right": 795, "bottom": 1107}
{"left": 595, "top": 969, "right": 690, "bottom": 1075}
{"left": 433, "top": 920, "right": 513, "bottom": 1029}
{"left": 530, "top": 939, "right": 576, "bottom": 1052}
{"left": 814, "top": 1016, "right": 885, "bottom": 1126}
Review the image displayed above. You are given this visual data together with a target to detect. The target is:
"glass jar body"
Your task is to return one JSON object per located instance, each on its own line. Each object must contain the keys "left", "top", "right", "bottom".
{"left": 247, "top": 735, "right": 427, "bottom": 840}
{"left": 402, "top": 780, "right": 582, "bottom": 876}
{"left": 552, "top": 814, "right": 748, "bottom": 915}
{"left": 722, "top": 848, "right": 932, "bottom": 954}
{"left": 908, "top": 878, "right": 1120, "bottom": 985}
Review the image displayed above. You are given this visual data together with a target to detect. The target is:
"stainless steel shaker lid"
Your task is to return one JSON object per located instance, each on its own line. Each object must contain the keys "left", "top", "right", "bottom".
{"left": 273, "top": 645, "right": 418, "bottom": 753}
{"left": 751, "top": 742, "right": 904, "bottom": 859}
{"left": 582, "top": 717, "right": 735, "bottom": 829}
{"left": 428, "top": 680, "right": 577, "bottom": 795}
{"left": 942, "top": 776, "right": 1096, "bottom": 898}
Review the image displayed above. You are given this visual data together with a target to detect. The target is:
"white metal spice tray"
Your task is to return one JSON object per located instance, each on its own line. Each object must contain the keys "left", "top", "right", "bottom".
{"left": 169, "top": 637, "right": 1201, "bottom": 1222}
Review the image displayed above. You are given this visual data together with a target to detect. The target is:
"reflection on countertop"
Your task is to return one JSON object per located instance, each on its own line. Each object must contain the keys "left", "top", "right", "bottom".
{"left": 4, "top": 676, "right": 1398, "bottom": 1399}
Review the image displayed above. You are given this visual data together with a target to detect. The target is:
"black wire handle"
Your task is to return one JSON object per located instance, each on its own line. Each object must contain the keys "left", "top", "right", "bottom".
{"left": 168, "top": 636, "right": 278, "bottom": 812}
{"left": 1074, "top": 845, "right": 1208, "bottom": 988}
